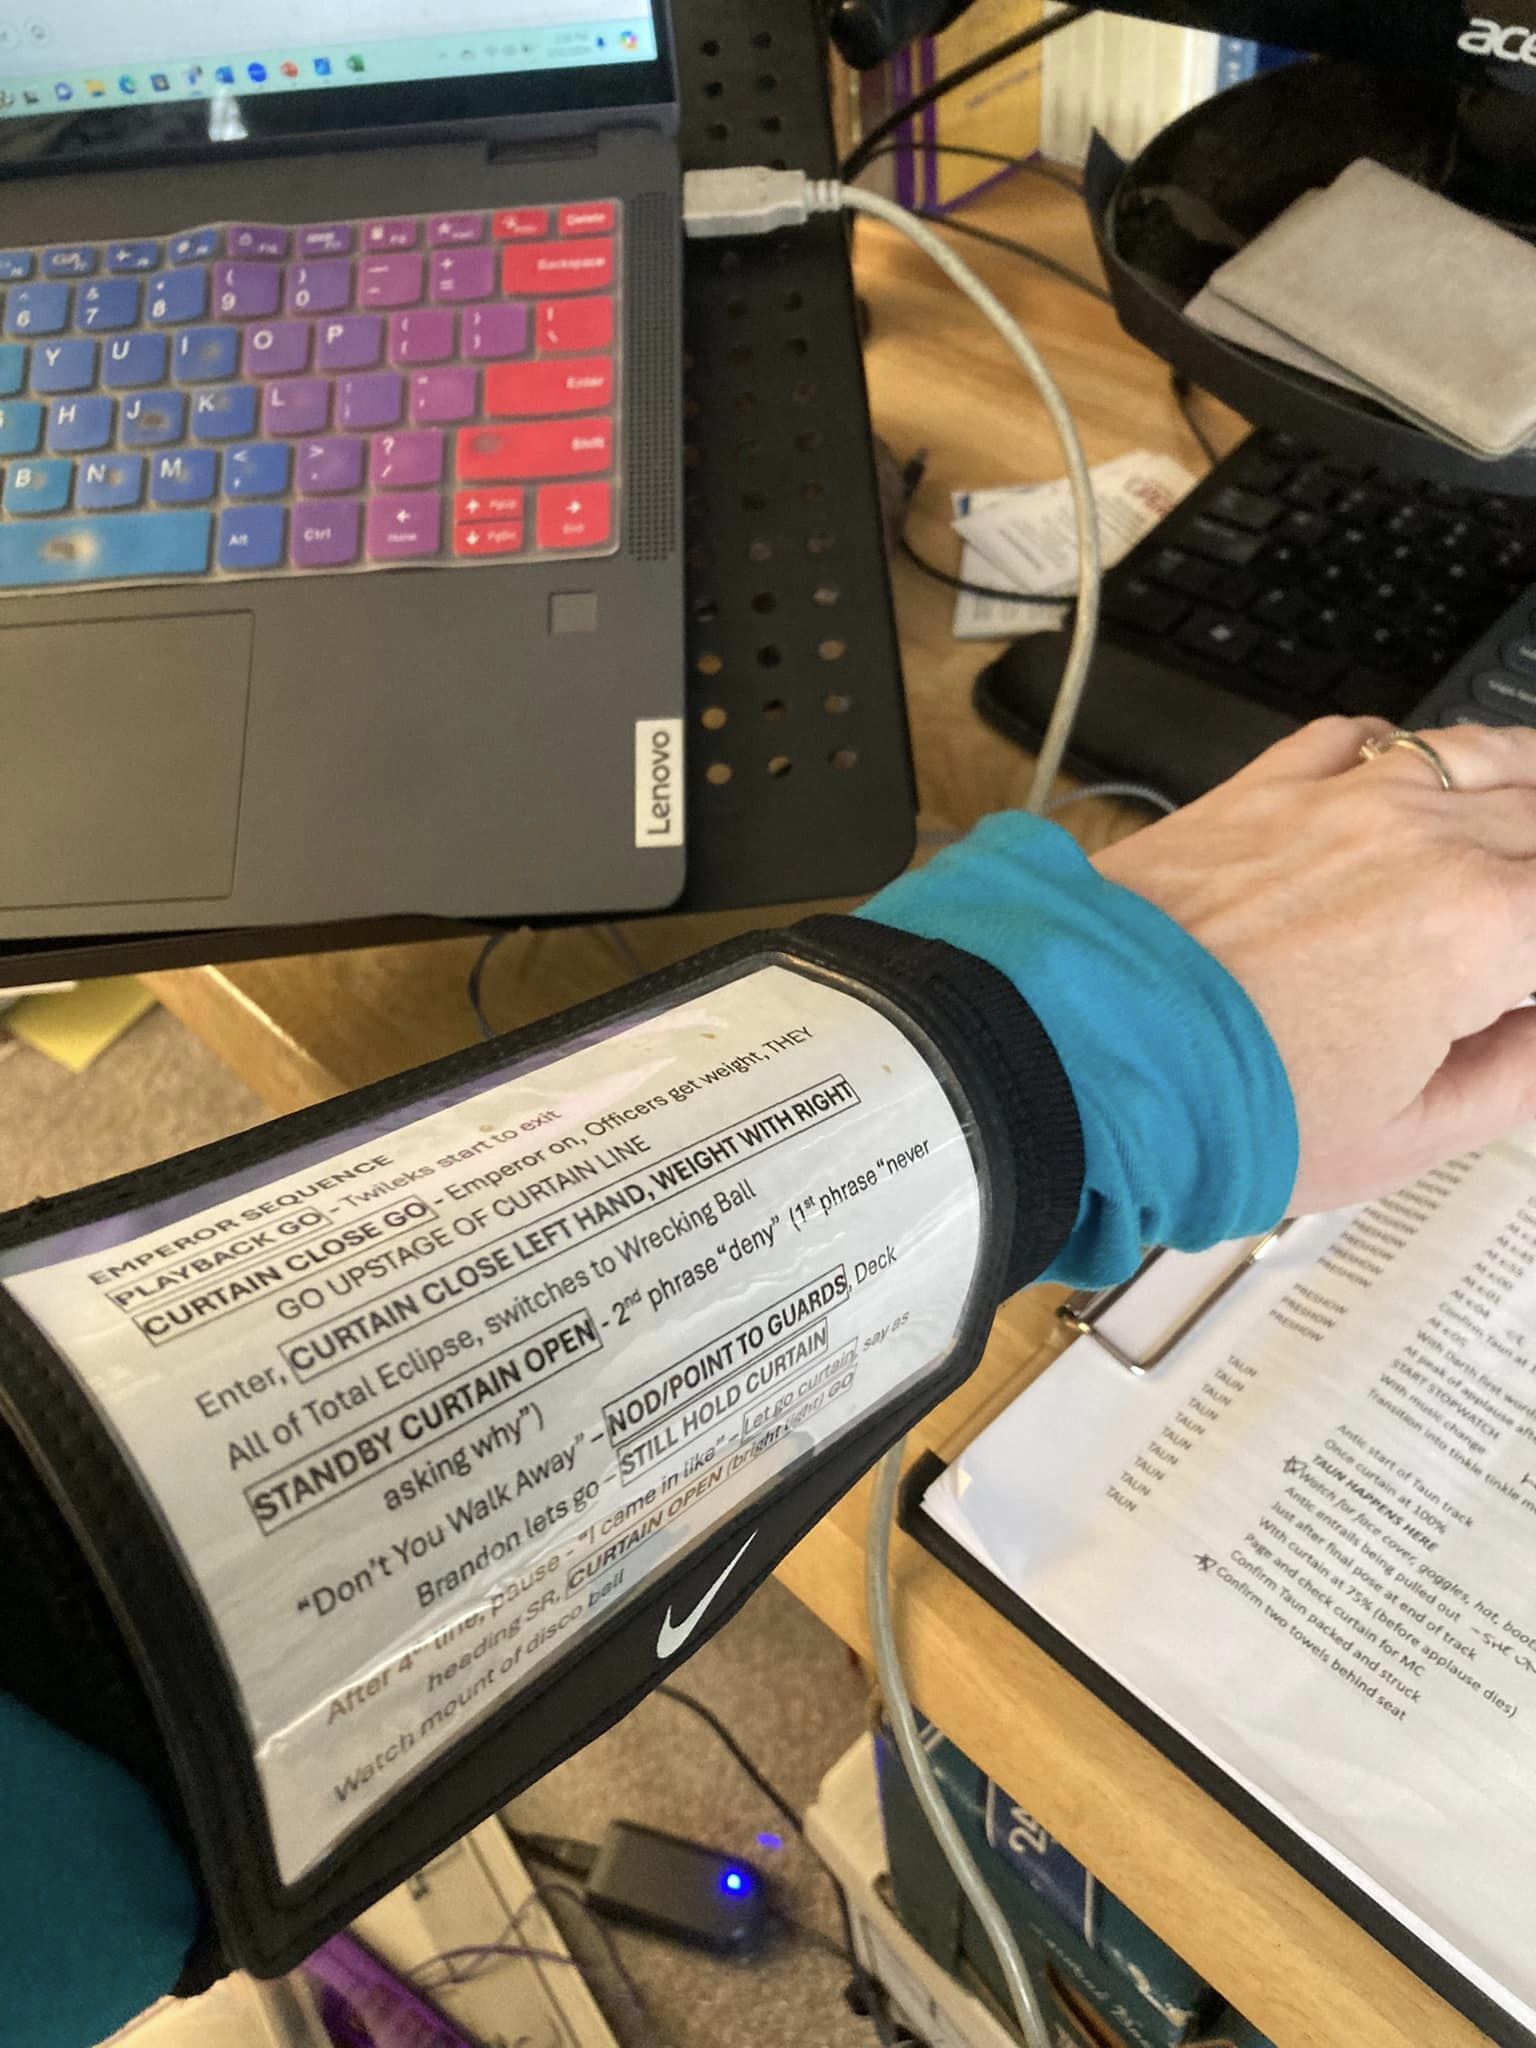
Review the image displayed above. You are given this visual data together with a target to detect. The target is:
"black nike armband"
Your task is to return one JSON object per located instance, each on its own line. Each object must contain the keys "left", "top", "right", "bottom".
{"left": 0, "top": 920, "right": 1081, "bottom": 1981}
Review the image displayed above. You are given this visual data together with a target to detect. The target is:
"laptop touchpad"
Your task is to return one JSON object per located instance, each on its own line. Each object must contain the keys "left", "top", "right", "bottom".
{"left": 0, "top": 613, "right": 252, "bottom": 909}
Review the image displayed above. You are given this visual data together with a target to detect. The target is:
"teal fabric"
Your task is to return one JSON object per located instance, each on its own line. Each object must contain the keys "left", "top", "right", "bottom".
{"left": 0, "top": 1690, "right": 199, "bottom": 2045}
{"left": 860, "top": 811, "right": 1299, "bottom": 1286}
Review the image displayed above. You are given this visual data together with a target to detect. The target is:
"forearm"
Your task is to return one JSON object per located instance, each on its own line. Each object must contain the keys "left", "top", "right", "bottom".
{"left": 0, "top": 819, "right": 1297, "bottom": 2043}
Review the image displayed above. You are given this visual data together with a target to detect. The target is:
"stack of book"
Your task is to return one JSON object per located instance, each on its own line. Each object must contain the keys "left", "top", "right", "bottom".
{"left": 837, "top": 1, "right": 1296, "bottom": 204}
{"left": 873, "top": 1718, "right": 1277, "bottom": 2048}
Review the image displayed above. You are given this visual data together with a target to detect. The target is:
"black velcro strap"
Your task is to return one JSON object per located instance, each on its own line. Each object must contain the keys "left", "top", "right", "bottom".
{"left": 0, "top": 930, "right": 1053, "bottom": 1978}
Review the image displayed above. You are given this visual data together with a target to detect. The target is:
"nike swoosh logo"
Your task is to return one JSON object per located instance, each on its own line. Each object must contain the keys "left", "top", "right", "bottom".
{"left": 656, "top": 1532, "right": 757, "bottom": 1660}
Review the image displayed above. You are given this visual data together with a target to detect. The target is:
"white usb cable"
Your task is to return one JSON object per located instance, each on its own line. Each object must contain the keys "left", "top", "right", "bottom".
{"left": 685, "top": 166, "right": 1108, "bottom": 2048}
{"left": 682, "top": 167, "right": 1103, "bottom": 817}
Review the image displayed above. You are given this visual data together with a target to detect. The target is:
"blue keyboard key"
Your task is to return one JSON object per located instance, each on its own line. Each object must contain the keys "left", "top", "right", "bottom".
{"left": 102, "top": 332, "right": 168, "bottom": 389}
{"left": 225, "top": 441, "right": 291, "bottom": 498}
{"left": 47, "top": 395, "right": 114, "bottom": 453}
{"left": 76, "top": 279, "right": 140, "bottom": 331}
{"left": 43, "top": 245, "right": 98, "bottom": 280}
{"left": 168, "top": 228, "right": 219, "bottom": 265}
{"left": 107, "top": 240, "right": 162, "bottom": 274}
{"left": 174, "top": 325, "right": 240, "bottom": 383}
{"left": 0, "top": 252, "right": 33, "bottom": 281}
{"left": 77, "top": 454, "right": 145, "bottom": 510}
{"left": 218, "top": 503, "right": 285, "bottom": 570}
{"left": 0, "top": 509, "right": 212, "bottom": 586}
{"left": 5, "top": 284, "right": 70, "bottom": 337}
{"left": 146, "top": 268, "right": 208, "bottom": 325}
{"left": 121, "top": 391, "right": 186, "bottom": 446}
{"left": 149, "top": 448, "right": 218, "bottom": 504}
{"left": 0, "top": 401, "right": 42, "bottom": 455}
{"left": 191, "top": 385, "right": 257, "bottom": 441}
{"left": 4, "top": 458, "right": 72, "bottom": 514}
{"left": 32, "top": 339, "right": 95, "bottom": 394}
{"left": 0, "top": 345, "right": 25, "bottom": 397}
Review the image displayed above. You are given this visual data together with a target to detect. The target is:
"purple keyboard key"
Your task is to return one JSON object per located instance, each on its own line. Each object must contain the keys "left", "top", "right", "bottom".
{"left": 292, "top": 498, "right": 361, "bottom": 568}
{"left": 371, "top": 429, "right": 444, "bottom": 488}
{"left": 215, "top": 262, "right": 281, "bottom": 320}
{"left": 298, "top": 436, "right": 365, "bottom": 494}
{"left": 463, "top": 304, "right": 530, "bottom": 360}
{"left": 364, "top": 218, "right": 419, "bottom": 251}
{"left": 316, "top": 315, "right": 383, "bottom": 372}
{"left": 389, "top": 310, "right": 455, "bottom": 366}
{"left": 359, "top": 254, "right": 425, "bottom": 309}
{"left": 368, "top": 492, "right": 442, "bottom": 560}
{"left": 228, "top": 225, "right": 290, "bottom": 260}
{"left": 298, "top": 224, "right": 355, "bottom": 257}
{"left": 286, "top": 260, "right": 352, "bottom": 315}
{"left": 337, "top": 372, "right": 403, "bottom": 430}
{"left": 263, "top": 378, "right": 330, "bottom": 435}
{"left": 430, "top": 247, "right": 496, "bottom": 303}
{"left": 429, "top": 213, "right": 485, "bottom": 247}
{"left": 244, "top": 322, "right": 311, "bottom": 377}
{"left": 410, "top": 368, "right": 477, "bottom": 424}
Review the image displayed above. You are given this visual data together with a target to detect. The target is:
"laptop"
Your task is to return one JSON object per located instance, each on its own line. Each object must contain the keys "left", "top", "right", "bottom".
{"left": 0, "top": 3, "right": 685, "bottom": 942}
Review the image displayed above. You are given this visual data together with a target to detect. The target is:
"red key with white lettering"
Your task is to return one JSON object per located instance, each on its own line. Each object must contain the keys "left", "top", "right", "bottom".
{"left": 538, "top": 296, "right": 614, "bottom": 353}
{"left": 486, "top": 357, "right": 613, "bottom": 417}
{"left": 494, "top": 208, "right": 548, "bottom": 241}
{"left": 454, "top": 520, "right": 525, "bottom": 558}
{"left": 457, "top": 418, "right": 612, "bottom": 480}
{"left": 501, "top": 238, "right": 614, "bottom": 296}
{"left": 455, "top": 486, "right": 524, "bottom": 523}
{"left": 537, "top": 483, "right": 612, "bottom": 551}
{"left": 559, "top": 202, "right": 615, "bottom": 237}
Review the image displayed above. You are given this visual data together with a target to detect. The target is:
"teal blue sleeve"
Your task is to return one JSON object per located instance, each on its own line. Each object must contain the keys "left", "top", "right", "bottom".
{"left": 859, "top": 812, "right": 1298, "bottom": 1287}
{"left": 0, "top": 1691, "right": 200, "bottom": 2046}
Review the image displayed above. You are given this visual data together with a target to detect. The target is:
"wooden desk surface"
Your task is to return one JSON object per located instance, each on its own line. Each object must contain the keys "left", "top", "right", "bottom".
{"left": 144, "top": 178, "right": 1487, "bottom": 2048}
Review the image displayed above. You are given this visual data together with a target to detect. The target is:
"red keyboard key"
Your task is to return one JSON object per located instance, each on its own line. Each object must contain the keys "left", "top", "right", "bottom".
{"left": 455, "top": 487, "right": 524, "bottom": 522}
{"left": 501, "top": 238, "right": 614, "bottom": 296}
{"left": 455, "top": 519, "right": 525, "bottom": 558}
{"left": 538, "top": 296, "right": 614, "bottom": 353}
{"left": 457, "top": 418, "right": 612, "bottom": 481}
{"left": 559, "top": 202, "right": 615, "bottom": 237}
{"left": 494, "top": 208, "right": 548, "bottom": 241}
{"left": 537, "top": 483, "right": 612, "bottom": 551}
{"left": 486, "top": 356, "right": 613, "bottom": 417}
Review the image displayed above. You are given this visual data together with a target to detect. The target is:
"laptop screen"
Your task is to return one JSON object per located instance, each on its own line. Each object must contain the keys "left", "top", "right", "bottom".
{"left": 0, "top": 2, "right": 672, "bottom": 161}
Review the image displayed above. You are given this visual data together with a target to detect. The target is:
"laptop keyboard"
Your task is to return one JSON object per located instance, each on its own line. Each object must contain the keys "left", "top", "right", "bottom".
{"left": 0, "top": 202, "right": 621, "bottom": 593}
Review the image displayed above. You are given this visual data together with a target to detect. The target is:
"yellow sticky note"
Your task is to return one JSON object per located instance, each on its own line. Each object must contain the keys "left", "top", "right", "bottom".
{"left": 5, "top": 977, "right": 157, "bottom": 1073}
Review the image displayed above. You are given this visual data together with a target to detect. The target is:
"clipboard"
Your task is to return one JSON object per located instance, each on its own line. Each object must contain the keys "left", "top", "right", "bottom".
{"left": 900, "top": 1230, "right": 1535, "bottom": 2048}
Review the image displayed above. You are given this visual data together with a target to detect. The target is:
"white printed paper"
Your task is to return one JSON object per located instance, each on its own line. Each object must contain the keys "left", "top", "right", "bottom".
{"left": 926, "top": 1138, "right": 1536, "bottom": 2036}
{"left": 950, "top": 543, "right": 1068, "bottom": 643}
{"left": 3, "top": 966, "right": 984, "bottom": 1881}
{"left": 948, "top": 452, "right": 1195, "bottom": 641}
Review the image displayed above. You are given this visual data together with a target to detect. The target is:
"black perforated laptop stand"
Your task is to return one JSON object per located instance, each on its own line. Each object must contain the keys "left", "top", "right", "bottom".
{"left": 0, "top": 0, "right": 913, "bottom": 987}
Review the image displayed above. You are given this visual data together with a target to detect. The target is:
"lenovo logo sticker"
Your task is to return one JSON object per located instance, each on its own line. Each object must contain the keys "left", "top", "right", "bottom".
{"left": 635, "top": 719, "right": 685, "bottom": 849}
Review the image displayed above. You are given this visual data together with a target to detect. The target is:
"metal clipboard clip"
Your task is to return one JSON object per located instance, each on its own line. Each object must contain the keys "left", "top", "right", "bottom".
{"left": 1055, "top": 1220, "right": 1295, "bottom": 1375}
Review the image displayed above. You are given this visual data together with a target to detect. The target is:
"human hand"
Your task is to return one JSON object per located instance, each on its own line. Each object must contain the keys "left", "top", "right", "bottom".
{"left": 1091, "top": 716, "right": 1536, "bottom": 1216}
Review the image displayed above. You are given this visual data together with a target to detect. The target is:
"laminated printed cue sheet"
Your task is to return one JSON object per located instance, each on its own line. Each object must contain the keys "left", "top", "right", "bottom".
{"left": 0, "top": 935, "right": 1016, "bottom": 1973}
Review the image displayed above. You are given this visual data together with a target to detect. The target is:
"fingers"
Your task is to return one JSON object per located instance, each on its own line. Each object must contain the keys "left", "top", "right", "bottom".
{"left": 1238, "top": 714, "right": 1394, "bottom": 785}
{"left": 1404, "top": 1006, "right": 1536, "bottom": 1171}
{"left": 1436, "top": 787, "right": 1536, "bottom": 859}
{"left": 1356, "top": 721, "right": 1536, "bottom": 797}
{"left": 1240, "top": 717, "right": 1536, "bottom": 799}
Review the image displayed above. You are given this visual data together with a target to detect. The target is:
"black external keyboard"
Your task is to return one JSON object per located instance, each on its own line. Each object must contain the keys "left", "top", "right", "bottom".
{"left": 976, "top": 427, "right": 1536, "bottom": 802}
{"left": 1415, "top": 589, "right": 1536, "bottom": 732}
